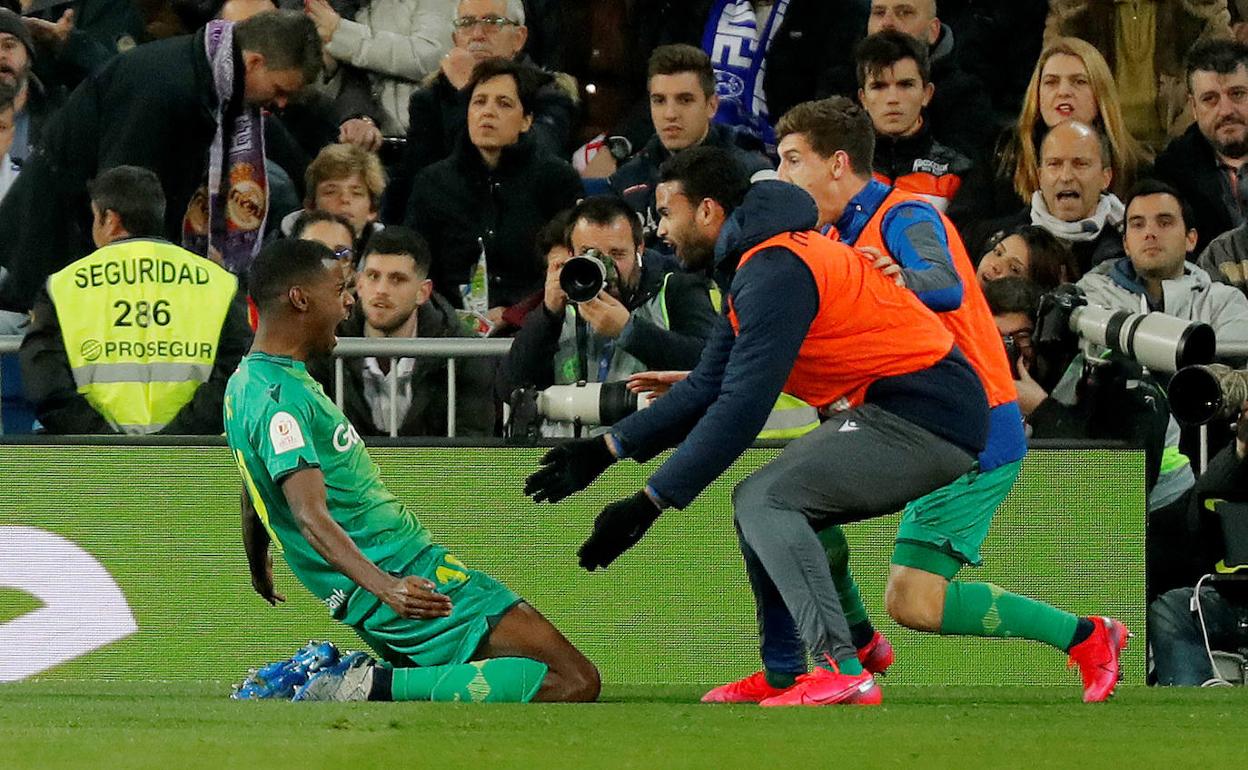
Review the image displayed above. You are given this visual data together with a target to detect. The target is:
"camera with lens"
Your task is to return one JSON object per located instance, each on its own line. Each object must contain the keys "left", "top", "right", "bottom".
{"left": 507, "top": 380, "right": 650, "bottom": 438}
{"left": 1168, "top": 364, "right": 1248, "bottom": 426}
{"left": 1034, "top": 284, "right": 1215, "bottom": 376}
{"left": 559, "top": 248, "right": 618, "bottom": 303}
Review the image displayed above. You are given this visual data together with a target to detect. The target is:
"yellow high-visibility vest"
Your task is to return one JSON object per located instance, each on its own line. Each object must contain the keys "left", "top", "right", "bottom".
{"left": 47, "top": 238, "right": 237, "bottom": 434}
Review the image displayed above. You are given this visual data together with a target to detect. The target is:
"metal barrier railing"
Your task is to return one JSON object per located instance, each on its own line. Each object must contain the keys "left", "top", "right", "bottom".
{"left": 3, "top": 330, "right": 1244, "bottom": 444}
{"left": 0, "top": 335, "right": 512, "bottom": 438}
{"left": 330, "top": 337, "right": 511, "bottom": 438}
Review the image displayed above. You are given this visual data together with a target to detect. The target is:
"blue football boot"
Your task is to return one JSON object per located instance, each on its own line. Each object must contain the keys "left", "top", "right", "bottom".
{"left": 292, "top": 651, "right": 377, "bottom": 702}
{"left": 232, "top": 641, "right": 341, "bottom": 700}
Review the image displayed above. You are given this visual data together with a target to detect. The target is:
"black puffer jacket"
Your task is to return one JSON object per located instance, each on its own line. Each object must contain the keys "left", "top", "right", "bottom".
{"left": 389, "top": 56, "right": 576, "bottom": 221}
{"left": 405, "top": 131, "right": 583, "bottom": 309}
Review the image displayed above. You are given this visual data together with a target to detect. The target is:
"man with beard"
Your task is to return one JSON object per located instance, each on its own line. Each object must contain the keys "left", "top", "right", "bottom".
{"left": 504, "top": 194, "right": 716, "bottom": 436}
{"left": 309, "top": 226, "right": 496, "bottom": 437}
{"left": 0, "top": 9, "right": 59, "bottom": 167}
{"left": 1156, "top": 39, "right": 1248, "bottom": 256}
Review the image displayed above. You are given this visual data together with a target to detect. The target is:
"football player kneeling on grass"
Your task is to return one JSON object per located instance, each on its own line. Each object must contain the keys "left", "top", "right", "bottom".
{"left": 224, "top": 239, "right": 599, "bottom": 703}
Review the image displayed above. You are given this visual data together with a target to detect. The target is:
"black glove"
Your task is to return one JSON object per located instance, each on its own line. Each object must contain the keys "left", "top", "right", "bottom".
{"left": 524, "top": 437, "right": 616, "bottom": 503}
{"left": 577, "top": 491, "right": 662, "bottom": 571}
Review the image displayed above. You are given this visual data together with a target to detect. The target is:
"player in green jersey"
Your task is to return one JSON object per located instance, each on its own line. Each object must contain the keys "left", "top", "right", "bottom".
{"left": 224, "top": 239, "right": 599, "bottom": 703}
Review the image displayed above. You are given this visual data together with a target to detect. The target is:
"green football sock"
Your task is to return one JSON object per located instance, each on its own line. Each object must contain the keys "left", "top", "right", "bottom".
{"left": 818, "top": 526, "right": 871, "bottom": 629}
{"left": 833, "top": 656, "right": 864, "bottom": 675}
{"left": 939, "top": 582, "right": 1079, "bottom": 651}
{"left": 391, "top": 658, "right": 548, "bottom": 703}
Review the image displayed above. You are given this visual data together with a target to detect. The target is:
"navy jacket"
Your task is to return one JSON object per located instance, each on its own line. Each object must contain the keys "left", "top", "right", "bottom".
{"left": 611, "top": 180, "right": 985, "bottom": 508}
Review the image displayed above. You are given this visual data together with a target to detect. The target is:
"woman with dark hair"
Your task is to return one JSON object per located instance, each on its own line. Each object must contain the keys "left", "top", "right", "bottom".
{"left": 975, "top": 224, "right": 1080, "bottom": 290}
{"left": 406, "top": 57, "right": 583, "bottom": 325}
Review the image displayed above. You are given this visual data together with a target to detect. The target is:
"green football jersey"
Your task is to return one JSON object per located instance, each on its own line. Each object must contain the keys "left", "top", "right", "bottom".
{"left": 224, "top": 351, "right": 433, "bottom": 624}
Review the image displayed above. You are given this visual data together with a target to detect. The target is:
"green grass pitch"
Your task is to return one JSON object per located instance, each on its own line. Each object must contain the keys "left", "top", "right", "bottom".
{"left": 2, "top": 681, "right": 1245, "bottom": 769}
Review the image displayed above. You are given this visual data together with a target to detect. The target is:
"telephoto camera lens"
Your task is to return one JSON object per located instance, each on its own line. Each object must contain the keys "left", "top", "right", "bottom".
{"left": 560, "top": 251, "right": 608, "bottom": 303}
{"left": 1169, "top": 364, "right": 1248, "bottom": 425}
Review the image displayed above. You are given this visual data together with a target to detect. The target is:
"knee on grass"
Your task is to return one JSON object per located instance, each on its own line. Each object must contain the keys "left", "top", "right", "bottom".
{"left": 545, "top": 658, "right": 601, "bottom": 703}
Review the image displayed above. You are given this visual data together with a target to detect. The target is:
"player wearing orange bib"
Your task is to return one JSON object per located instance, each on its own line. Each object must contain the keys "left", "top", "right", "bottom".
{"left": 708, "top": 96, "right": 1125, "bottom": 705}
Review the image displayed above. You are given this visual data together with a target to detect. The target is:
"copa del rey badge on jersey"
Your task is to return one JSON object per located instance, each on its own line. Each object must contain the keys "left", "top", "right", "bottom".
{"left": 269, "top": 412, "right": 306, "bottom": 455}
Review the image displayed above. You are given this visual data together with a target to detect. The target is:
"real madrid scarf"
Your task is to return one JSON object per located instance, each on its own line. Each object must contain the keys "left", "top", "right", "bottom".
{"left": 183, "top": 19, "right": 269, "bottom": 275}
{"left": 701, "top": 0, "right": 789, "bottom": 150}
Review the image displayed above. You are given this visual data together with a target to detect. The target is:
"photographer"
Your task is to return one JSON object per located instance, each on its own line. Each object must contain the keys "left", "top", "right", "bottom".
{"left": 504, "top": 196, "right": 716, "bottom": 436}
{"left": 1078, "top": 180, "right": 1248, "bottom": 363}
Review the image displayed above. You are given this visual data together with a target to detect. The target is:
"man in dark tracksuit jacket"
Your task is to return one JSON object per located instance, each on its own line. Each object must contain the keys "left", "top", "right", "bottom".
{"left": 526, "top": 146, "right": 988, "bottom": 706}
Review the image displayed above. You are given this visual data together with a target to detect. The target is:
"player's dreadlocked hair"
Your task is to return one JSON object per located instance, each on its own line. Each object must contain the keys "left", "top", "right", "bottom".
{"left": 248, "top": 238, "right": 338, "bottom": 314}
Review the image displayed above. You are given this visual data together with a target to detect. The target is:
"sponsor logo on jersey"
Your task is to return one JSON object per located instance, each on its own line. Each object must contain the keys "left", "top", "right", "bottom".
{"left": 332, "top": 423, "right": 363, "bottom": 453}
{"left": 269, "top": 411, "right": 305, "bottom": 454}
{"left": 324, "top": 588, "right": 347, "bottom": 613}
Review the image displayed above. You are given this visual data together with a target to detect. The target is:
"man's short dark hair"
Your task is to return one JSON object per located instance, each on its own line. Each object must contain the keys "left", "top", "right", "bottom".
{"left": 248, "top": 238, "right": 337, "bottom": 313}
{"left": 647, "top": 44, "right": 715, "bottom": 99}
{"left": 466, "top": 57, "right": 544, "bottom": 115}
{"left": 569, "top": 196, "right": 643, "bottom": 250}
{"left": 983, "top": 277, "right": 1043, "bottom": 318}
{"left": 1185, "top": 38, "right": 1248, "bottom": 93}
{"left": 234, "top": 10, "right": 323, "bottom": 85}
{"left": 87, "top": 166, "right": 166, "bottom": 238}
{"left": 290, "top": 209, "right": 354, "bottom": 241}
{"left": 855, "top": 29, "right": 930, "bottom": 88}
{"left": 775, "top": 96, "right": 875, "bottom": 176}
{"left": 1123, "top": 178, "right": 1197, "bottom": 233}
{"left": 361, "top": 226, "right": 432, "bottom": 277}
{"left": 659, "top": 146, "right": 750, "bottom": 216}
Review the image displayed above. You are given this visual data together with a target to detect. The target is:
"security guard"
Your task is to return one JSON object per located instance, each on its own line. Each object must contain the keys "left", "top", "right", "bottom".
{"left": 20, "top": 166, "right": 250, "bottom": 434}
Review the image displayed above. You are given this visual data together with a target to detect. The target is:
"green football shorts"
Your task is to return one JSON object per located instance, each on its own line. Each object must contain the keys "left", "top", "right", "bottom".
{"left": 351, "top": 544, "right": 522, "bottom": 668}
{"left": 891, "top": 460, "right": 1022, "bottom": 579}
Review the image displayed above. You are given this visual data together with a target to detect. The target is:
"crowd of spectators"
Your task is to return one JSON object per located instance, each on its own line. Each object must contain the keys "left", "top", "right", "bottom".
{"left": 7, "top": 0, "right": 1248, "bottom": 683}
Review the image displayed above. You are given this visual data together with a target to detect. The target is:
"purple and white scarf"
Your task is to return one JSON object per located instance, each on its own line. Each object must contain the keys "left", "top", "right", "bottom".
{"left": 182, "top": 19, "right": 268, "bottom": 275}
